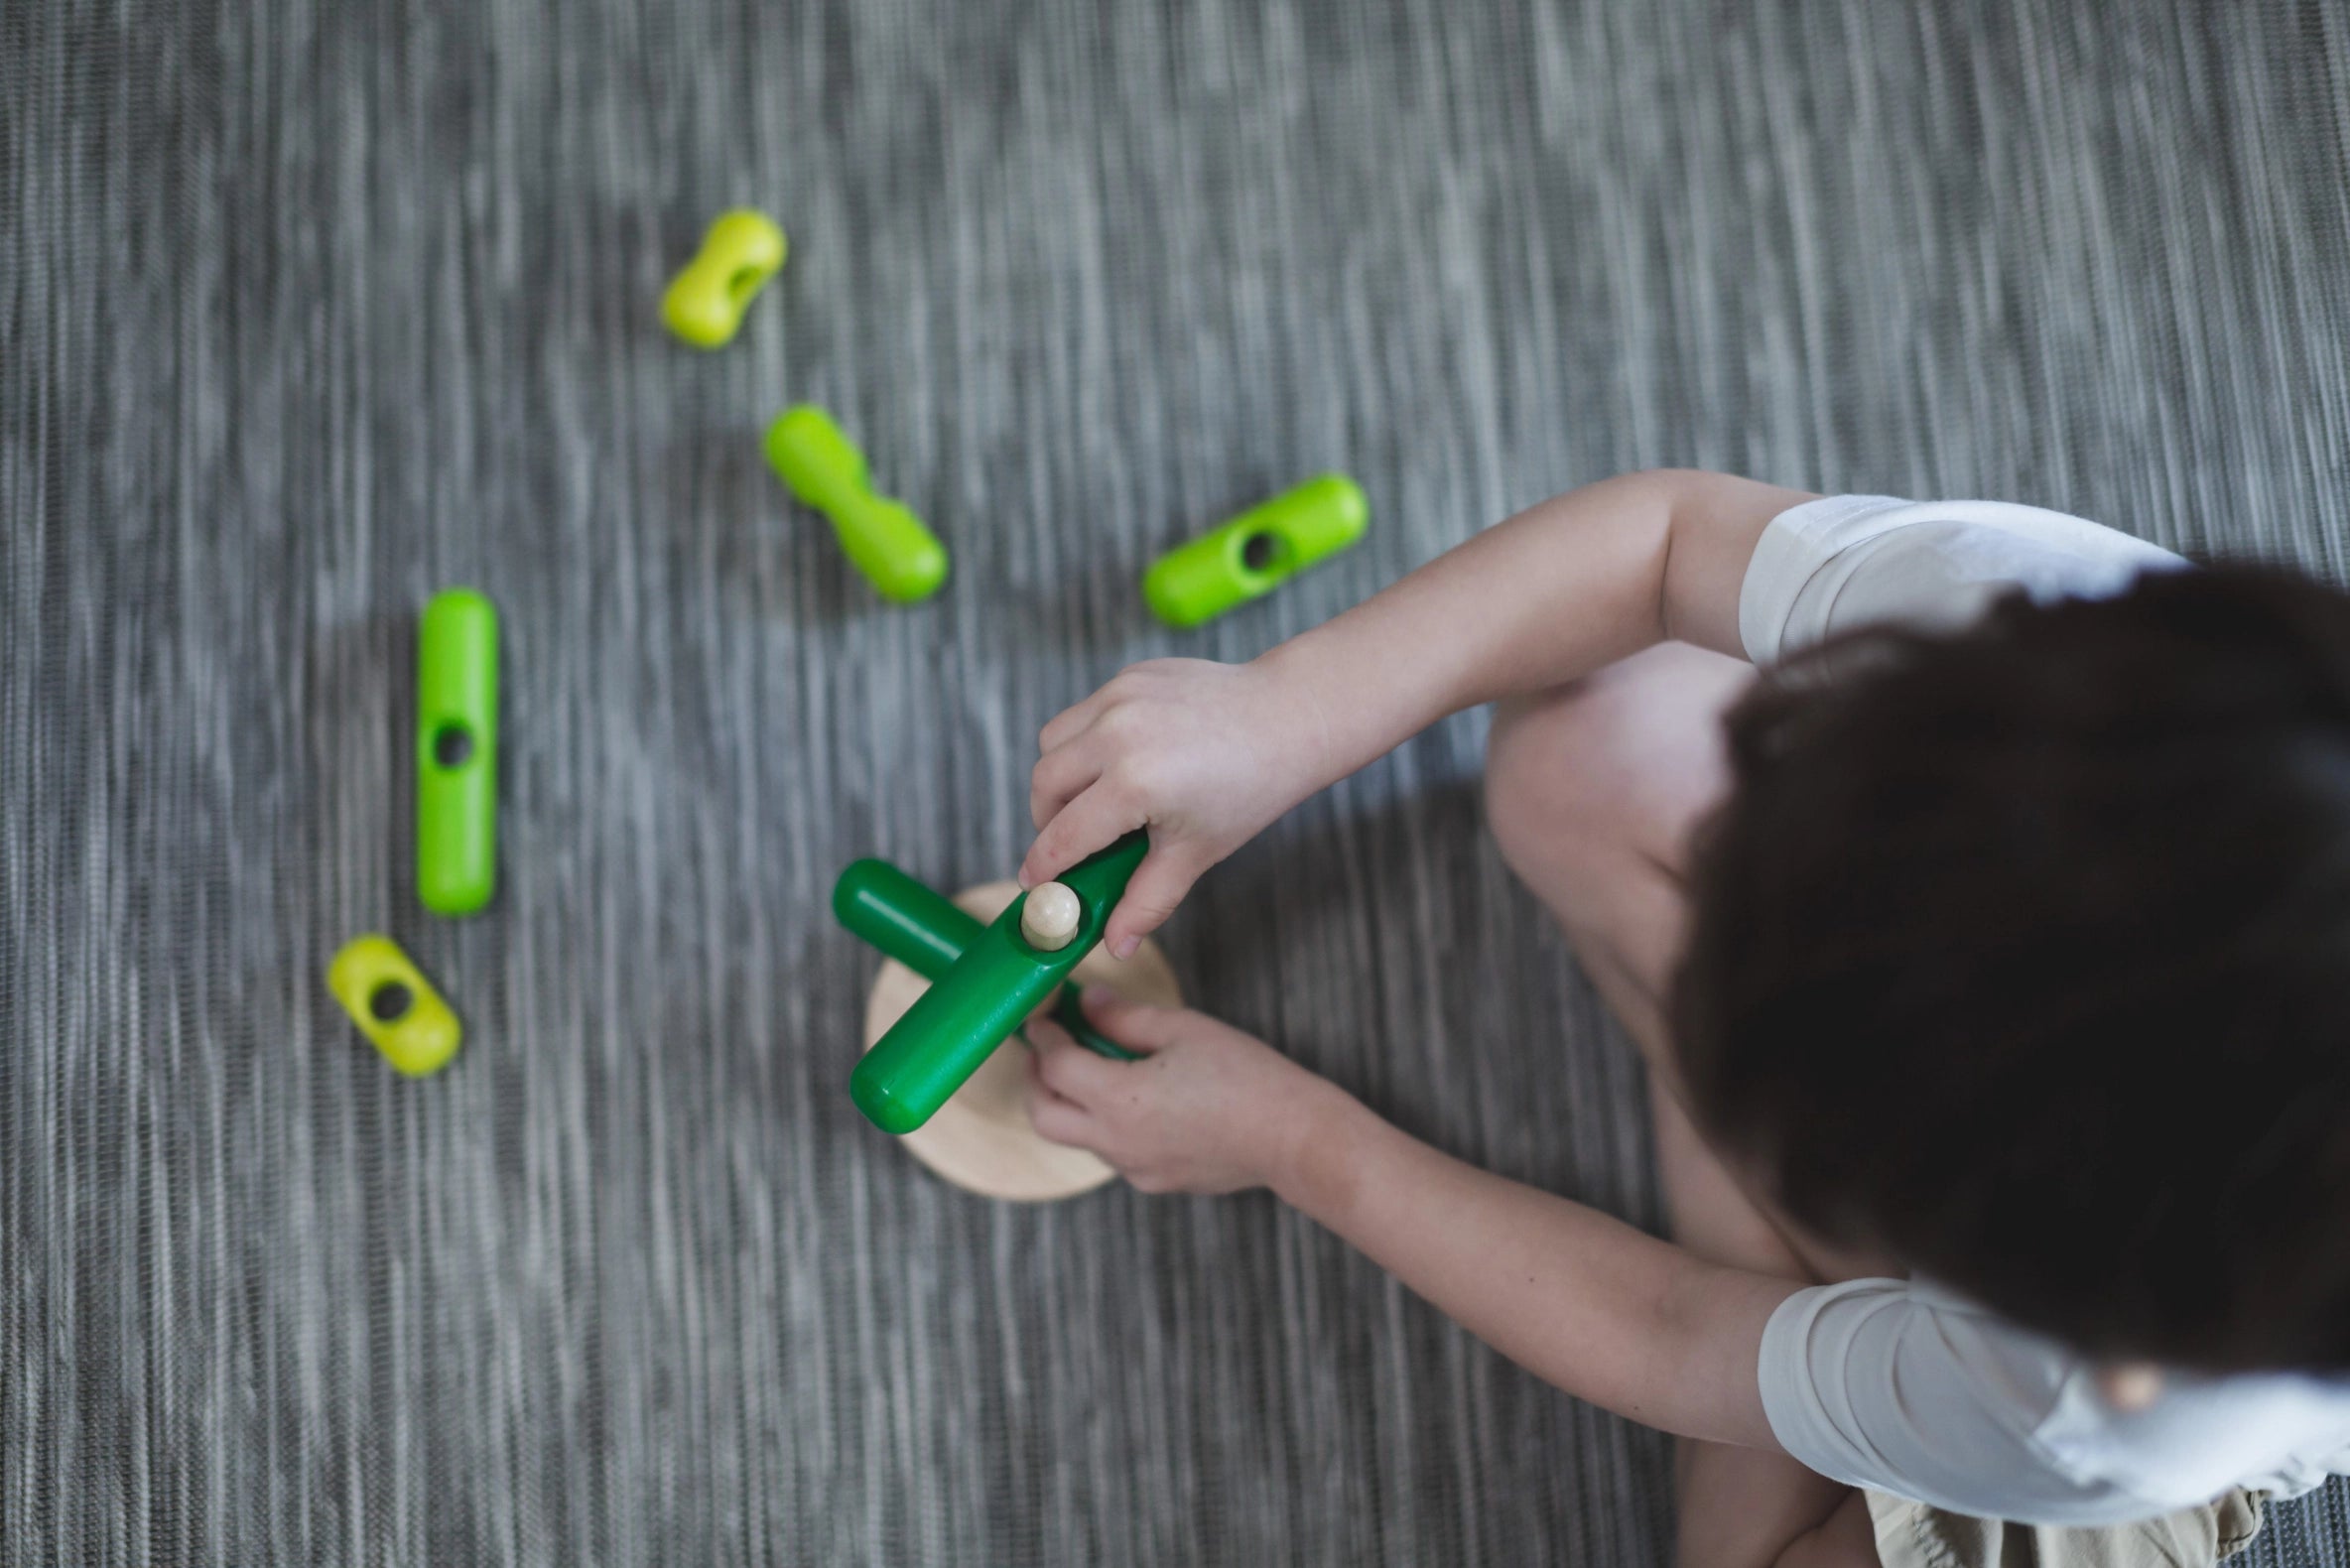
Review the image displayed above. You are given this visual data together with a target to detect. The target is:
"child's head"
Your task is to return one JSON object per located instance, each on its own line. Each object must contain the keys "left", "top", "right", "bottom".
{"left": 1674, "top": 565, "right": 2350, "bottom": 1372}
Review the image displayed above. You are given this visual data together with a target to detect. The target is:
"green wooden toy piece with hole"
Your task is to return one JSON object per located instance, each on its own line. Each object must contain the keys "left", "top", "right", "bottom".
{"left": 765, "top": 405, "right": 949, "bottom": 603}
{"left": 1143, "top": 473, "right": 1369, "bottom": 628}
{"left": 661, "top": 208, "right": 788, "bottom": 348}
{"left": 847, "top": 832, "right": 1148, "bottom": 1133}
{"left": 327, "top": 934, "right": 461, "bottom": 1077}
{"left": 832, "top": 856, "right": 1137, "bottom": 1062}
{"left": 417, "top": 588, "right": 497, "bottom": 916}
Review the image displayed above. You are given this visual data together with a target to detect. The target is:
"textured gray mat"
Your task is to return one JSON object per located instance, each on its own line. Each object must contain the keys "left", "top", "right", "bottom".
{"left": 6, "top": 1, "right": 2349, "bottom": 1562}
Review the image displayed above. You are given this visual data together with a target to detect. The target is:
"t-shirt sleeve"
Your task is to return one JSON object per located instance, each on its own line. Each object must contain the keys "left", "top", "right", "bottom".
{"left": 1738, "top": 495, "right": 2188, "bottom": 665}
{"left": 1760, "top": 1279, "right": 2146, "bottom": 1523}
{"left": 1762, "top": 1281, "right": 2350, "bottom": 1518}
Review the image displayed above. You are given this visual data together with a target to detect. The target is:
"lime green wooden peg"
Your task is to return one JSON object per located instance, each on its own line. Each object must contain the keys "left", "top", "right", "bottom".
{"left": 765, "top": 405, "right": 950, "bottom": 603}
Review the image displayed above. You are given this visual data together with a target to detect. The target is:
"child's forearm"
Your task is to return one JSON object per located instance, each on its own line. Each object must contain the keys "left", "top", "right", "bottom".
{"left": 1256, "top": 470, "right": 1812, "bottom": 786}
{"left": 1274, "top": 1082, "right": 1796, "bottom": 1450}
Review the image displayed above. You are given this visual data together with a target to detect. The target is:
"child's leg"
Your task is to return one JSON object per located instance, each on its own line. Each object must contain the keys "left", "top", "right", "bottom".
{"left": 1486, "top": 643, "right": 1883, "bottom": 1568}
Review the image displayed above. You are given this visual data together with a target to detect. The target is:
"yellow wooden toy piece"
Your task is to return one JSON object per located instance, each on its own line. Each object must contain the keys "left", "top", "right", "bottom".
{"left": 661, "top": 209, "right": 788, "bottom": 348}
{"left": 326, "top": 934, "right": 462, "bottom": 1077}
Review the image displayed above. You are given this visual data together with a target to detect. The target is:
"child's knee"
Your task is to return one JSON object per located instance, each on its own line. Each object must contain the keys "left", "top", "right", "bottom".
{"left": 1487, "top": 645, "right": 1749, "bottom": 903}
{"left": 1484, "top": 683, "right": 1641, "bottom": 892}
{"left": 1771, "top": 1493, "right": 1882, "bottom": 1568}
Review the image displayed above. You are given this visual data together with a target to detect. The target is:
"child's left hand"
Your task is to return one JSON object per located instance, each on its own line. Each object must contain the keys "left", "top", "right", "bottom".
{"left": 1025, "top": 989, "right": 1339, "bottom": 1196}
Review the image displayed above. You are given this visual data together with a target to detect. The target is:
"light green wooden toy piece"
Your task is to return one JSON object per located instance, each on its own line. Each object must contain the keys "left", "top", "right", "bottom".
{"left": 1143, "top": 473, "right": 1369, "bottom": 628}
{"left": 764, "top": 405, "right": 950, "bottom": 603}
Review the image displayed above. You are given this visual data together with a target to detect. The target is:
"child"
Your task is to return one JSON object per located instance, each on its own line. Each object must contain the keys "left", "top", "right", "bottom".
{"left": 1014, "top": 472, "right": 2350, "bottom": 1568}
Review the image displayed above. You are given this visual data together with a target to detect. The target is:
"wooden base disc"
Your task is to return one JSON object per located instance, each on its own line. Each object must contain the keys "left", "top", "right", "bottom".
{"left": 859, "top": 880, "right": 1181, "bottom": 1202}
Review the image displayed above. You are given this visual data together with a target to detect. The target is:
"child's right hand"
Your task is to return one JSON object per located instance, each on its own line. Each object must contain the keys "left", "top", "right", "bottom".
{"left": 1024, "top": 989, "right": 1341, "bottom": 1196}
{"left": 1020, "top": 656, "right": 1334, "bottom": 957}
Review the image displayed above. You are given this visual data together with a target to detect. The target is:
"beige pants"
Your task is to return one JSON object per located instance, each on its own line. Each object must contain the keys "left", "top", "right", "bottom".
{"left": 1868, "top": 1489, "right": 2267, "bottom": 1568}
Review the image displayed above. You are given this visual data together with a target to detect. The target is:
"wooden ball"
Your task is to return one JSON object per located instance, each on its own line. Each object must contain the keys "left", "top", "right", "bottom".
{"left": 1019, "top": 881, "right": 1082, "bottom": 950}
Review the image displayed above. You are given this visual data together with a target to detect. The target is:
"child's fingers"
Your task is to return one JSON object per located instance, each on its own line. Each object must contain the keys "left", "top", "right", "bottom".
{"left": 1025, "top": 1069, "right": 1099, "bottom": 1149}
{"left": 1024, "top": 1014, "right": 1075, "bottom": 1051}
{"left": 1037, "top": 689, "right": 1114, "bottom": 755}
{"left": 1028, "top": 737, "right": 1105, "bottom": 832}
{"left": 1017, "top": 783, "right": 1144, "bottom": 890}
{"left": 1029, "top": 1102, "right": 1094, "bottom": 1150}
{"left": 1030, "top": 1024, "right": 1129, "bottom": 1105}
{"left": 1080, "top": 986, "right": 1190, "bottom": 1051}
{"left": 1101, "top": 844, "right": 1205, "bottom": 960}
{"left": 1024, "top": 1032, "right": 1101, "bottom": 1144}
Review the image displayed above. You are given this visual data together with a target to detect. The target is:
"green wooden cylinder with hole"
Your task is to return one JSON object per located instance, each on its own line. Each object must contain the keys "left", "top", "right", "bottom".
{"left": 417, "top": 588, "right": 498, "bottom": 915}
{"left": 1143, "top": 473, "right": 1369, "bottom": 628}
{"left": 848, "top": 832, "right": 1148, "bottom": 1133}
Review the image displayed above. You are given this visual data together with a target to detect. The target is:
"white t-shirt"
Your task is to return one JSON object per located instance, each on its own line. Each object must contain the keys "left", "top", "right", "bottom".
{"left": 1737, "top": 494, "right": 2350, "bottom": 1524}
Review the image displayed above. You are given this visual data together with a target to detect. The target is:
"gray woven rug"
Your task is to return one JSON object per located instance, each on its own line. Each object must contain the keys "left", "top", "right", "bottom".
{"left": 7, "top": 1, "right": 2348, "bottom": 1561}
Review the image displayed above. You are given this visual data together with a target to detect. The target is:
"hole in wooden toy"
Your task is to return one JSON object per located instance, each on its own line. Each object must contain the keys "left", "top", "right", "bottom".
{"left": 369, "top": 981, "right": 414, "bottom": 1022}
{"left": 432, "top": 723, "right": 474, "bottom": 769}
{"left": 1240, "top": 530, "right": 1287, "bottom": 574}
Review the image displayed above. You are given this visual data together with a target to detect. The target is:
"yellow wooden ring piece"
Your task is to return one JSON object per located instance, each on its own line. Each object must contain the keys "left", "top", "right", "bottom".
{"left": 661, "top": 208, "right": 788, "bottom": 348}
{"left": 326, "top": 934, "right": 462, "bottom": 1077}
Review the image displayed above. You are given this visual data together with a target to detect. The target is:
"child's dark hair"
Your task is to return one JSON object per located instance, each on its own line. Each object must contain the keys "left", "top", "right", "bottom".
{"left": 1674, "top": 564, "right": 2350, "bottom": 1372}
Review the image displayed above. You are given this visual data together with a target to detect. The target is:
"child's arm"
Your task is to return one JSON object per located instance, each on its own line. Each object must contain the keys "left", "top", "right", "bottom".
{"left": 1027, "top": 992, "right": 1799, "bottom": 1451}
{"left": 1296, "top": 1085, "right": 1791, "bottom": 1447}
{"left": 1252, "top": 468, "right": 1807, "bottom": 785}
{"left": 1024, "top": 470, "right": 1812, "bottom": 955}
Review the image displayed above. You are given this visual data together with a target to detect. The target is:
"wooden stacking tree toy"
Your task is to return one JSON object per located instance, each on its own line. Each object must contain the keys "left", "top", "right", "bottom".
{"left": 834, "top": 833, "right": 1149, "bottom": 1133}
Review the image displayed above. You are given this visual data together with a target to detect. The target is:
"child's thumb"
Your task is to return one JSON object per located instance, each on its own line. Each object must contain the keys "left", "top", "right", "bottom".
{"left": 1102, "top": 844, "right": 1204, "bottom": 959}
{"left": 1080, "top": 986, "right": 1187, "bottom": 1051}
